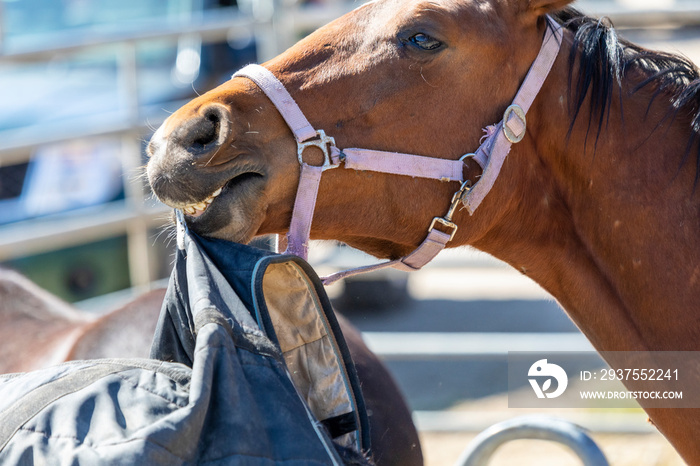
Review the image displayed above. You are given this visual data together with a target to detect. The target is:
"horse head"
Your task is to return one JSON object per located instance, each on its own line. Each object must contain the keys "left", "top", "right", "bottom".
{"left": 146, "top": 0, "right": 700, "bottom": 462}
{"left": 147, "top": 0, "right": 574, "bottom": 259}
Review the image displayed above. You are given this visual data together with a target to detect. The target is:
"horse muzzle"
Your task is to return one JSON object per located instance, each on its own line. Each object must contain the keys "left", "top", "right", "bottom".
{"left": 146, "top": 103, "right": 240, "bottom": 209}
{"left": 148, "top": 103, "right": 233, "bottom": 164}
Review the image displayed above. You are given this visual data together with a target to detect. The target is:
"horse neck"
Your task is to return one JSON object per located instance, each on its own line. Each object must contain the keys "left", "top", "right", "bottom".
{"left": 470, "top": 37, "right": 700, "bottom": 352}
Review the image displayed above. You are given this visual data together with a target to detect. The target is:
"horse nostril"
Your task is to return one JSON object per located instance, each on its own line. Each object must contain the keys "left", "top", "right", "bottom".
{"left": 178, "top": 104, "right": 232, "bottom": 158}
{"left": 192, "top": 109, "right": 221, "bottom": 148}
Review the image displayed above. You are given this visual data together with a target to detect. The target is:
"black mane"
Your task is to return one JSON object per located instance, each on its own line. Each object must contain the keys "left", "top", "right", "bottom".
{"left": 551, "top": 8, "right": 700, "bottom": 181}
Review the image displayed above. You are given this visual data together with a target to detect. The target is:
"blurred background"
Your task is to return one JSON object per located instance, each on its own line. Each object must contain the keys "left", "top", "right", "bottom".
{"left": 0, "top": 0, "right": 699, "bottom": 464}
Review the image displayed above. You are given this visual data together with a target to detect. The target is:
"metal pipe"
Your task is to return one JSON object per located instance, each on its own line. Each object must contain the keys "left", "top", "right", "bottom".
{"left": 0, "top": 202, "right": 170, "bottom": 262}
{"left": 455, "top": 416, "right": 609, "bottom": 466}
{"left": 117, "top": 42, "right": 140, "bottom": 126}
{"left": 0, "top": 0, "right": 5, "bottom": 55}
{"left": 0, "top": 102, "right": 189, "bottom": 160}
{"left": 363, "top": 332, "right": 594, "bottom": 359}
{"left": 0, "top": 8, "right": 250, "bottom": 62}
{"left": 0, "top": 3, "right": 360, "bottom": 63}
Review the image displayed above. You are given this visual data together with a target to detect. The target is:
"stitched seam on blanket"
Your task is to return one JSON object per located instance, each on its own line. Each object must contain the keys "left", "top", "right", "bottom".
{"left": 112, "top": 372, "right": 188, "bottom": 409}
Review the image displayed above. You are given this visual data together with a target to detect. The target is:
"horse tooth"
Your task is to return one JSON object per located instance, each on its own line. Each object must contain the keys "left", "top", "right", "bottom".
{"left": 212, "top": 187, "right": 223, "bottom": 197}
{"left": 205, "top": 198, "right": 214, "bottom": 204}
{"left": 184, "top": 206, "right": 196, "bottom": 215}
{"left": 195, "top": 202, "right": 207, "bottom": 210}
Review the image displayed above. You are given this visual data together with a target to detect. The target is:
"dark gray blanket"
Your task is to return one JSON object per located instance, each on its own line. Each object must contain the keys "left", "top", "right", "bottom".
{"left": 0, "top": 215, "right": 369, "bottom": 465}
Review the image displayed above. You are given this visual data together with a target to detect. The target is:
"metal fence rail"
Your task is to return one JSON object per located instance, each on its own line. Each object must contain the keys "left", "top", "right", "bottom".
{"left": 583, "top": 0, "right": 700, "bottom": 27}
{"left": 363, "top": 332, "right": 594, "bottom": 359}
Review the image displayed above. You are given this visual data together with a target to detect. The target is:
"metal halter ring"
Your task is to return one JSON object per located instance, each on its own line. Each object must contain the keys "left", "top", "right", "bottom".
{"left": 503, "top": 104, "right": 527, "bottom": 144}
{"left": 459, "top": 153, "right": 476, "bottom": 163}
{"left": 297, "top": 129, "right": 339, "bottom": 170}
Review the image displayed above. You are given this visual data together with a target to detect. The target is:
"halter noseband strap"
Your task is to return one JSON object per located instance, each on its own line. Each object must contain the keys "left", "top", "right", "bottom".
{"left": 233, "top": 17, "right": 562, "bottom": 285}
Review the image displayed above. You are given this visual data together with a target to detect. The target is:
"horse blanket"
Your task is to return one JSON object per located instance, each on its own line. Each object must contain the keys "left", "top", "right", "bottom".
{"left": 0, "top": 214, "right": 370, "bottom": 465}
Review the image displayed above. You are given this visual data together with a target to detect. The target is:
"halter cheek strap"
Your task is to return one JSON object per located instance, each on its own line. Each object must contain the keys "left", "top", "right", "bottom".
{"left": 463, "top": 19, "right": 563, "bottom": 213}
{"left": 233, "top": 17, "right": 563, "bottom": 285}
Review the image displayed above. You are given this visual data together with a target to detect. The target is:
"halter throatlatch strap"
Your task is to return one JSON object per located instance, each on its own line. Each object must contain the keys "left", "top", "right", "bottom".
{"left": 232, "top": 16, "right": 562, "bottom": 285}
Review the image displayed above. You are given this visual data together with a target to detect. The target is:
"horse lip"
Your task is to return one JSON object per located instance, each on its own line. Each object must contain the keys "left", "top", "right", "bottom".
{"left": 179, "top": 170, "right": 265, "bottom": 218}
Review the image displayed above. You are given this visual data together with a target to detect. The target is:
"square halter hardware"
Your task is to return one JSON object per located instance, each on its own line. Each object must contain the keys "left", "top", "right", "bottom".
{"left": 297, "top": 130, "right": 339, "bottom": 170}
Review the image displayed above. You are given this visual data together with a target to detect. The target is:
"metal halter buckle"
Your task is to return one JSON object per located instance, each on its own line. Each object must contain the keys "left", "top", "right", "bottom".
{"left": 428, "top": 180, "right": 472, "bottom": 241}
{"left": 297, "top": 129, "right": 339, "bottom": 170}
{"left": 429, "top": 217, "right": 459, "bottom": 241}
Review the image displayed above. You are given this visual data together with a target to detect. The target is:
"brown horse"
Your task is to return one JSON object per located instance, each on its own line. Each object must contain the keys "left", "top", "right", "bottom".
{"left": 0, "top": 269, "right": 422, "bottom": 465}
{"left": 146, "top": 0, "right": 700, "bottom": 462}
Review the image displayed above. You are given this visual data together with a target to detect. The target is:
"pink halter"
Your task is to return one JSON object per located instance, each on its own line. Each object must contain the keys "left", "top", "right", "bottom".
{"left": 233, "top": 17, "right": 563, "bottom": 285}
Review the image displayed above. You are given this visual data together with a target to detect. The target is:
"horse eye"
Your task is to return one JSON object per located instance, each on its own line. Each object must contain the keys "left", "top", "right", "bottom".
{"left": 409, "top": 33, "right": 442, "bottom": 51}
